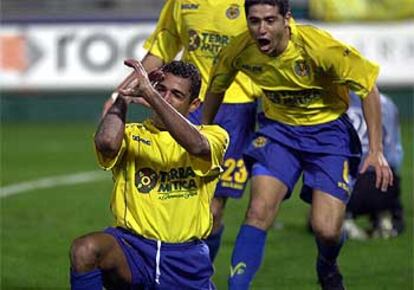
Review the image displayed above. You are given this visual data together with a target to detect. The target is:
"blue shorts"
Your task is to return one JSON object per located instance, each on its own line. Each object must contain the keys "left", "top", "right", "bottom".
{"left": 189, "top": 102, "right": 257, "bottom": 198}
{"left": 245, "top": 114, "right": 361, "bottom": 204}
{"left": 104, "top": 227, "right": 215, "bottom": 290}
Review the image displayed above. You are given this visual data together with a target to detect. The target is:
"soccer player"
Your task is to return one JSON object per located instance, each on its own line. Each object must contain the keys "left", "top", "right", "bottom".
{"left": 70, "top": 59, "right": 228, "bottom": 290}
{"left": 344, "top": 92, "right": 404, "bottom": 240}
{"left": 202, "top": 0, "right": 393, "bottom": 289}
{"left": 102, "top": 0, "right": 261, "bottom": 262}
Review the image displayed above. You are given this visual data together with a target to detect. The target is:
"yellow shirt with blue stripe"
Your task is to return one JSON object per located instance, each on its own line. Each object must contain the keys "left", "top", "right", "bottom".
{"left": 208, "top": 18, "right": 380, "bottom": 125}
{"left": 143, "top": 0, "right": 262, "bottom": 103}
{"left": 96, "top": 120, "right": 229, "bottom": 243}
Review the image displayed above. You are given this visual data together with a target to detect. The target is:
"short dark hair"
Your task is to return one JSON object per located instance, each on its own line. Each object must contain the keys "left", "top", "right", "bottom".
{"left": 245, "top": 0, "right": 290, "bottom": 17}
{"left": 161, "top": 61, "right": 201, "bottom": 101}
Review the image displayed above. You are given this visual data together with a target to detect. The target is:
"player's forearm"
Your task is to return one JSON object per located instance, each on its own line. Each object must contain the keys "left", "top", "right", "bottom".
{"left": 95, "top": 97, "right": 128, "bottom": 158}
{"left": 143, "top": 88, "right": 210, "bottom": 158}
{"left": 362, "top": 86, "right": 383, "bottom": 154}
{"left": 201, "top": 91, "right": 225, "bottom": 124}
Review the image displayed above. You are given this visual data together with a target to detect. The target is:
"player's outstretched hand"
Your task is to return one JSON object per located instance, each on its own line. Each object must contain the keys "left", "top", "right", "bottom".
{"left": 359, "top": 151, "right": 394, "bottom": 192}
{"left": 118, "top": 59, "right": 151, "bottom": 106}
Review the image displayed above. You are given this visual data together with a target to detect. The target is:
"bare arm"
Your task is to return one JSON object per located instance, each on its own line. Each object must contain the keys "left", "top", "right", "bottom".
{"left": 201, "top": 91, "right": 225, "bottom": 125}
{"left": 360, "top": 85, "right": 393, "bottom": 191}
{"left": 95, "top": 97, "right": 129, "bottom": 159}
{"left": 101, "top": 53, "right": 164, "bottom": 117}
{"left": 121, "top": 60, "right": 211, "bottom": 160}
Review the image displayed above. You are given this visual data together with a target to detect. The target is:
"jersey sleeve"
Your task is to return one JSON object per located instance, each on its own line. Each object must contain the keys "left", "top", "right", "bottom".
{"left": 94, "top": 127, "right": 130, "bottom": 171}
{"left": 306, "top": 27, "right": 380, "bottom": 99}
{"left": 190, "top": 125, "right": 229, "bottom": 177}
{"left": 143, "top": 0, "right": 182, "bottom": 62}
{"left": 207, "top": 32, "right": 249, "bottom": 94}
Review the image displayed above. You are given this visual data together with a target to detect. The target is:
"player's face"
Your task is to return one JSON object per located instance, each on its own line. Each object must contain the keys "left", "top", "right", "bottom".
{"left": 153, "top": 72, "right": 199, "bottom": 127}
{"left": 247, "top": 4, "right": 290, "bottom": 56}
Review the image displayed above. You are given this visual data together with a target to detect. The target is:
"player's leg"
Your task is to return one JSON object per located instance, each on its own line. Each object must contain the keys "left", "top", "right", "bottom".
{"left": 311, "top": 190, "right": 347, "bottom": 290}
{"left": 302, "top": 152, "right": 358, "bottom": 290}
{"left": 229, "top": 173, "right": 288, "bottom": 290}
{"left": 70, "top": 231, "right": 132, "bottom": 290}
{"left": 191, "top": 102, "right": 257, "bottom": 262}
{"left": 205, "top": 196, "right": 227, "bottom": 261}
{"left": 229, "top": 135, "right": 302, "bottom": 290}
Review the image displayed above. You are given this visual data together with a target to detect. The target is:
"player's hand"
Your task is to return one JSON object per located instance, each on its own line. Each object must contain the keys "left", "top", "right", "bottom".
{"left": 121, "top": 59, "right": 152, "bottom": 95}
{"left": 359, "top": 151, "right": 393, "bottom": 192}
{"left": 119, "top": 59, "right": 164, "bottom": 107}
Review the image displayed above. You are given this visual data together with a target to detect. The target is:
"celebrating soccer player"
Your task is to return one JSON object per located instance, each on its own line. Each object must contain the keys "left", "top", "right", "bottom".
{"left": 202, "top": 0, "right": 393, "bottom": 289}
{"left": 69, "top": 60, "right": 228, "bottom": 290}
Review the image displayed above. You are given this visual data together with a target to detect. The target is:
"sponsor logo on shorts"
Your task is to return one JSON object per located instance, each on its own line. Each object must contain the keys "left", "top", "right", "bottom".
{"left": 230, "top": 262, "right": 247, "bottom": 277}
{"left": 252, "top": 136, "right": 268, "bottom": 148}
{"left": 226, "top": 4, "right": 240, "bottom": 19}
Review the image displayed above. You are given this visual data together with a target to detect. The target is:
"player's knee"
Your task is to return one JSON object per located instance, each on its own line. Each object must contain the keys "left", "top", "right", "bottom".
{"left": 245, "top": 200, "right": 273, "bottom": 230}
{"left": 70, "top": 236, "right": 100, "bottom": 272}
{"left": 312, "top": 224, "right": 342, "bottom": 245}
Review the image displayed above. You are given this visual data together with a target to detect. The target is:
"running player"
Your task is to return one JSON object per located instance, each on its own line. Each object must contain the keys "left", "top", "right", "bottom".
{"left": 70, "top": 60, "right": 228, "bottom": 290}
{"left": 202, "top": 0, "right": 393, "bottom": 289}
{"left": 102, "top": 0, "right": 261, "bottom": 262}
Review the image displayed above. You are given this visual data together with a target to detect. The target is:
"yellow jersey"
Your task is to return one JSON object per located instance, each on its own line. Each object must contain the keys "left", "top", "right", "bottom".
{"left": 208, "top": 18, "right": 380, "bottom": 125}
{"left": 143, "top": 0, "right": 262, "bottom": 103}
{"left": 96, "top": 120, "right": 229, "bottom": 243}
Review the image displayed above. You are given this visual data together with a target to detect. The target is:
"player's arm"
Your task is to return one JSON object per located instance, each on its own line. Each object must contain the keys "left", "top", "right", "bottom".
{"left": 359, "top": 85, "right": 394, "bottom": 191}
{"left": 95, "top": 96, "right": 129, "bottom": 159}
{"left": 202, "top": 91, "right": 225, "bottom": 125}
{"left": 121, "top": 59, "right": 212, "bottom": 160}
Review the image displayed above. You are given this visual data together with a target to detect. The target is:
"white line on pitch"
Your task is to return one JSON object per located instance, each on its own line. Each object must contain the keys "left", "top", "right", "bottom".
{"left": 0, "top": 171, "right": 108, "bottom": 198}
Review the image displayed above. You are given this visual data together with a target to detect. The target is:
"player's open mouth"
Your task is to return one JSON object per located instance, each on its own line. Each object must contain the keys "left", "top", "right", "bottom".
{"left": 257, "top": 38, "right": 271, "bottom": 52}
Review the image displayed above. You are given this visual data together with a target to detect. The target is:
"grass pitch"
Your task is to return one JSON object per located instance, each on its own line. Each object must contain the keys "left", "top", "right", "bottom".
{"left": 1, "top": 121, "right": 413, "bottom": 290}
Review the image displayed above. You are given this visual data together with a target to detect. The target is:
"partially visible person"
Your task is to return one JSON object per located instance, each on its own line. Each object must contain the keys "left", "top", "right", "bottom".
{"left": 344, "top": 92, "right": 404, "bottom": 240}
{"left": 102, "top": 0, "right": 261, "bottom": 262}
{"left": 309, "top": 0, "right": 414, "bottom": 22}
{"left": 70, "top": 60, "right": 228, "bottom": 290}
{"left": 202, "top": 0, "right": 393, "bottom": 289}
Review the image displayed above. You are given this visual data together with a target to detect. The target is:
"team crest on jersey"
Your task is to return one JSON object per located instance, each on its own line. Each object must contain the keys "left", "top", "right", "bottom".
{"left": 293, "top": 60, "right": 311, "bottom": 77}
{"left": 252, "top": 136, "right": 267, "bottom": 148}
{"left": 188, "top": 29, "right": 201, "bottom": 51}
{"left": 135, "top": 168, "right": 158, "bottom": 193}
{"left": 226, "top": 4, "right": 240, "bottom": 19}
